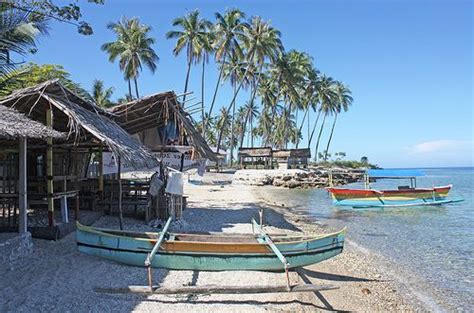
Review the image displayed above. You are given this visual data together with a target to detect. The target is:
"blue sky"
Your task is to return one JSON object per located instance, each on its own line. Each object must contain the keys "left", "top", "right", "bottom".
{"left": 28, "top": 0, "right": 473, "bottom": 168}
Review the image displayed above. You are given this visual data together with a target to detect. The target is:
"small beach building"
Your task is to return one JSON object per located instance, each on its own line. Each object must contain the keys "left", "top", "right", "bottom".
{"left": 238, "top": 147, "right": 273, "bottom": 169}
{"left": 0, "top": 80, "right": 158, "bottom": 239}
{"left": 273, "top": 148, "right": 311, "bottom": 169}
{"left": 108, "top": 92, "right": 217, "bottom": 168}
{"left": 0, "top": 105, "right": 64, "bottom": 234}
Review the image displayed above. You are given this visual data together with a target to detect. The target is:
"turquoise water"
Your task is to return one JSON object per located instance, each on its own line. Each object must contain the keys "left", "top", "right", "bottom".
{"left": 258, "top": 167, "right": 473, "bottom": 311}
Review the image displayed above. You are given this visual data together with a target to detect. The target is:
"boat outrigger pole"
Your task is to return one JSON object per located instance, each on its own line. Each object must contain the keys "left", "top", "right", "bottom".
{"left": 144, "top": 216, "right": 173, "bottom": 292}
{"left": 252, "top": 219, "right": 291, "bottom": 291}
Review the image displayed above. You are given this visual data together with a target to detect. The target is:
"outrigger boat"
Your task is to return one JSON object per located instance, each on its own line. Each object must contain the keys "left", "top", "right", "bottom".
{"left": 77, "top": 218, "right": 345, "bottom": 293}
{"left": 327, "top": 169, "right": 462, "bottom": 208}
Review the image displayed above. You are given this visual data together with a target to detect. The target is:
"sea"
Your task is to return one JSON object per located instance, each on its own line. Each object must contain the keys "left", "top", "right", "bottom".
{"left": 257, "top": 167, "right": 473, "bottom": 311}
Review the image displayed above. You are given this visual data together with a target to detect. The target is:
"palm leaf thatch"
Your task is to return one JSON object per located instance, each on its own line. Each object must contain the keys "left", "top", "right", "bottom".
{"left": 0, "top": 79, "right": 158, "bottom": 169}
{"left": 0, "top": 105, "right": 63, "bottom": 141}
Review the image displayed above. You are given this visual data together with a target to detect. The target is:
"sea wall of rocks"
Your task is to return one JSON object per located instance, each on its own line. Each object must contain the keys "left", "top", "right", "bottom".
{"left": 233, "top": 168, "right": 362, "bottom": 188}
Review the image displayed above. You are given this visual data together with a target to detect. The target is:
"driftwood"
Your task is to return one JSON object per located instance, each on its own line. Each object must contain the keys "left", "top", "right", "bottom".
{"left": 94, "top": 283, "right": 338, "bottom": 295}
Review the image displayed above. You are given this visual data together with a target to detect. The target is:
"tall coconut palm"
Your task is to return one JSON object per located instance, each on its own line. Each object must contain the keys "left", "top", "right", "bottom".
{"left": 205, "top": 8, "right": 246, "bottom": 134}
{"left": 102, "top": 17, "right": 159, "bottom": 99}
{"left": 91, "top": 79, "right": 114, "bottom": 108}
{"left": 313, "top": 75, "right": 337, "bottom": 162}
{"left": 221, "top": 52, "right": 250, "bottom": 165}
{"left": 240, "top": 99, "right": 259, "bottom": 147}
{"left": 242, "top": 16, "right": 283, "bottom": 116}
{"left": 217, "top": 18, "right": 284, "bottom": 153}
{"left": 166, "top": 10, "right": 212, "bottom": 105}
{"left": 323, "top": 81, "right": 352, "bottom": 160}
{"left": 270, "top": 50, "right": 306, "bottom": 148}
{"left": 257, "top": 73, "right": 280, "bottom": 146}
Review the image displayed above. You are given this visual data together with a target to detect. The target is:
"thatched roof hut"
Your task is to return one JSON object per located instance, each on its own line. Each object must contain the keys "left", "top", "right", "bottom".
{"left": 109, "top": 92, "right": 217, "bottom": 162}
{"left": 0, "top": 80, "right": 157, "bottom": 169}
{"left": 238, "top": 147, "right": 273, "bottom": 158}
{"left": 0, "top": 105, "right": 64, "bottom": 143}
{"left": 273, "top": 148, "right": 311, "bottom": 159}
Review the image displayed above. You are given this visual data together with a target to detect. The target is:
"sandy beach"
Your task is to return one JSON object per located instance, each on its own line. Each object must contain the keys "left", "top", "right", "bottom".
{"left": 0, "top": 172, "right": 424, "bottom": 312}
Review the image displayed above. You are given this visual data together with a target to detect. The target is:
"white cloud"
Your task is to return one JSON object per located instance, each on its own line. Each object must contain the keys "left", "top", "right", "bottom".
{"left": 409, "top": 139, "right": 473, "bottom": 154}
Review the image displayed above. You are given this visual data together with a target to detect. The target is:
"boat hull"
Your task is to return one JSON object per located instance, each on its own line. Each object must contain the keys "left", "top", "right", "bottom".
{"left": 327, "top": 185, "right": 452, "bottom": 207}
{"left": 76, "top": 224, "right": 345, "bottom": 271}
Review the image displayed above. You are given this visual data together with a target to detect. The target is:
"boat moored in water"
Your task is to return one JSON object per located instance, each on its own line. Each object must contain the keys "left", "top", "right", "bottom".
{"left": 327, "top": 169, "right": 461, "bottom": 208}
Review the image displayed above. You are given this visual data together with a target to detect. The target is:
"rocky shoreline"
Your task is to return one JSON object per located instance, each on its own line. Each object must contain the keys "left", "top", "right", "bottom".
{"left": 233, "top": 167, "right": 363, "bottom": 188}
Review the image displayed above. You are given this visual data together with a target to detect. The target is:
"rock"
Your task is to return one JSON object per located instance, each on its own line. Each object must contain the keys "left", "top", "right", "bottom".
{"left": 282, "top": 175, "right": 292, "bottom": 181}
{"left": 362, "top": 288, "right": 372, "bottom": 295}
{"left": 287, "top": 180, "right": 301, "bottom": 188}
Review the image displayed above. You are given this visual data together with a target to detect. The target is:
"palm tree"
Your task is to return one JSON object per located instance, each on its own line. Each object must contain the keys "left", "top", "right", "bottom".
{"left": 0, "top": 3, "right": 46, "bottom": 78}
{"left": 166, "top": 10, "right": 211, "bottom": 105}
{"left": 240, "top": 100, "right": 259, "bottom": 147}
{"left": 257, "top": 73, "right": 280, "bottom": 146}
{"left": 270, "top": 50, "right": 307, "bottom": 148}
{"left": 205, "top": 9, "right": 246, "bottom": 134}
{"left": 323, "top": 81, "right": 352, "bottom": 160}
{"left": 216, "top": 17, "right": 284, "bottom": 153}
{"left": 91, "top": 79, "right": 114, "bottom": 108}
{"left": 313, "top": 75, "right": 337, "bottom": 162}
{"left": 102, "top": 17, "right": 159, "bottom": 99}
{"left": 220, "top": 52, "right": 250, "bottom": 165}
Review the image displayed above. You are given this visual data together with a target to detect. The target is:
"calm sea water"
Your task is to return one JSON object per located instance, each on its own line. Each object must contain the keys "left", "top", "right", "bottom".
{"left": 257, "top": 167, "right": 473, "bottom": 311}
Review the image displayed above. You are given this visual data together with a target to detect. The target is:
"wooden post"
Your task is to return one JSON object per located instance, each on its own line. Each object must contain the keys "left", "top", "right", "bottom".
{"left": 73, "top": 145, "right": 80, "bottom": 219}
{"left": 46, "top": 108, "right": 54, "bottom": 227}
{"left": 117, "top": 155, "right": 124, "bottom": 230}
{"left": 18, "top": 137, "right": 27, "bottom": 234}
{"left": 98, "top": 145, "right": 104, "bottom": 198}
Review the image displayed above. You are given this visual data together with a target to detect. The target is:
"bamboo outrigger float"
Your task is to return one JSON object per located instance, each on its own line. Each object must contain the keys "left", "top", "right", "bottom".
{"left": 77, "top": 217, "right": 346, "bottom": 294}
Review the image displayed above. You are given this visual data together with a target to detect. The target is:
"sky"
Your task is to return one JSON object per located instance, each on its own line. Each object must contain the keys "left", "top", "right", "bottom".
{"left": 26, "top": 0, "right": 473, "bottom": 168}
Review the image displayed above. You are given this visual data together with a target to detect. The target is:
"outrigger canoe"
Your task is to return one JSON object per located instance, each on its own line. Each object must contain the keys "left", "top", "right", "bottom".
{"left": 76, "top": 221, "right": 345, "bottom": 271}
{"left": 327, "top": 169, "right": 461, "bottom": 208}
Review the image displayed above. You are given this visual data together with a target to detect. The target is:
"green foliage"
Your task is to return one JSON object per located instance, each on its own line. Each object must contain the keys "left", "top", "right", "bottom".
{"left": 8, "top": 0, "right": 105, "bottom": 35}
{"left": 316, "top": 160, "right": 379, "bottom": 169}
{"left": 0, "top": 63, "right": 91, "bottom": 101}
{"left": 102, "top": 17, "right": 159, "bottom": 98}
{"left": 91, "top": 79, "right": 114, "bottom": 108}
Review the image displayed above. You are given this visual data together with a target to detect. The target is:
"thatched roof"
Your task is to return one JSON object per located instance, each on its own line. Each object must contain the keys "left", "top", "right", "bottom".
{"left": 0, "top": 80, "right": 157, "bottom": 169}
{"left": 0, "top": 105, "right": 64, "bottom": 140}
{"left": 109, "top": 91, "right": 217, "bottom": 161}
{"left": 273, "top": 148, "right": 311, "bottom": 159}
{"left": 238, "top": 147, "right": 273, "bottom": 157}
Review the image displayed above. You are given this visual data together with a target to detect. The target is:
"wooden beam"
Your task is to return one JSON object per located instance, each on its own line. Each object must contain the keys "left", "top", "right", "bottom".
{"left": 18, "top": 137, "right": 27, "bottom": 234}
{"left": 46, "top": 108, "right": 54, "bottom": 227}
{"left": 94, "top": 284, "right": 339, "bottom": 295}
{"left": 98, "top": 145, "right": 104, "bottom": 196}
{"left": 117, "top": 156, "right": 123, "bottom": 230}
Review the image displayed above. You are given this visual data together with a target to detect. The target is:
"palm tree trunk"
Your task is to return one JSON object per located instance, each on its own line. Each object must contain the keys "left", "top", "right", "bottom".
{"left": 230, "top": 85, "right": 237, "bottom": 166}
{"left": 182, "top": 59, "right": 192, "bottom": 105}
{"left": 205, "top": 48, "right": 228, "bottom": 134}
{"left": 308, "top": 110, "right": 321, "bottom": 148}
{"left": 295, "top": 107, "right": 308, "bottom": 149}
{"left": 250, "top": 115, "right": 254, "bottom": 148}
{"left": 324, "top": 114, "right": 338, "bottom": 161}
{"left": 134, "top": 77, "right": 139, "bottom": 98}
{"left": 216, "top": 54, "right": 255, "bottom": 153}
{"left": 128, "top": 80, "right": 132, "bottom": 99}
{"left": 201, "top": 59, "right": 206, "bottom": 131}
{"left": 314, "top": 114, "right": 327, "bottom": 162}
